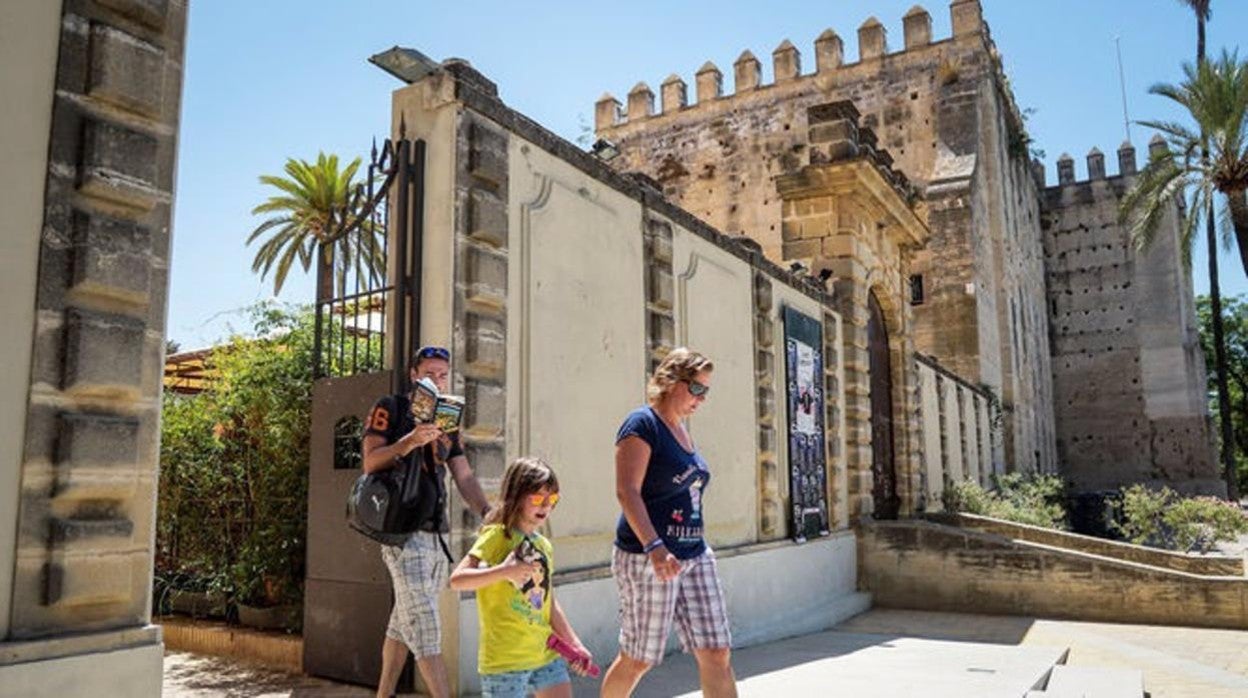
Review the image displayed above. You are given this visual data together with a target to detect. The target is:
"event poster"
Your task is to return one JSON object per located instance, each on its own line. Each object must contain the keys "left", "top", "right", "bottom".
{"left": 783, "top": 307, "right": 831, "bottom": 542}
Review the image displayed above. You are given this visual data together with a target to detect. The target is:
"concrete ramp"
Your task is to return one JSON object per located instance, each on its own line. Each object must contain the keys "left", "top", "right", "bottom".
{"left": 574, "top": 628, "right": 1070, "bottom": 697}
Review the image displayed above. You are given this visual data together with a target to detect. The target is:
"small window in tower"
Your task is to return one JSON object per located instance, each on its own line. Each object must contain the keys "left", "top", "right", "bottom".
{"left": 909, "top": 274, "right": 925, "bottom": 305}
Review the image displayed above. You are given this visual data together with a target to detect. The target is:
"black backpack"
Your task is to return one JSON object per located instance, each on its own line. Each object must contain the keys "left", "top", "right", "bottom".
{"left": 346, "top": 468, "right": 411, "bottom": 546}
{"left": 345, "top": 394, "right": 448, "bottom": 546}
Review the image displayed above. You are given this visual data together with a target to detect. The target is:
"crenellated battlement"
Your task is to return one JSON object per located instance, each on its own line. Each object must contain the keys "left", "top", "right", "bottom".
{"left": 1038, "top": 136, "right": 1163, "bottom": 189}
{"left": 595, "top": 1, "right": 987, "bottom": 133}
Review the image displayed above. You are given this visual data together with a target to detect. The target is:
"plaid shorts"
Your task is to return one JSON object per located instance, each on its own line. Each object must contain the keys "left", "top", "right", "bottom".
{"left": 381, "top": 531, "right": 449, "bottom": 658}
{"left": 612, "top": 546, "right": 732, "bottom": 665}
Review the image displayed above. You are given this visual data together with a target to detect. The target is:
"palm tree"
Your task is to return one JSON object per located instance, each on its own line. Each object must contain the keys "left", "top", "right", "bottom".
{"left": 1175, "top": 0, "right": 1239, "bottom": 500}
{"left": 1121, "top": 51, "right": 1248, "bottom": 498}
{"left": 247, "top": 152, "right": 384, "bottom": 300}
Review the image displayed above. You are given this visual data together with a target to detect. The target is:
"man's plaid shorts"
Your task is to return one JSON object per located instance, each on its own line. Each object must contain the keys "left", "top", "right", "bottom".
{"left": 611, "top": 546, "right": 732, "bottom": 665}
{"left": 381, "top": 531, "right": 448, "bottom": 658}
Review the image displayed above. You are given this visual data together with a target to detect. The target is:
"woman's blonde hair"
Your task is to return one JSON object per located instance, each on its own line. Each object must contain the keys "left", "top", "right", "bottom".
{"left": 646, "top": 347, "right": 714, "bottom": 406}
{"left": 483, "top": 456, "right": 560, "bottom": 532}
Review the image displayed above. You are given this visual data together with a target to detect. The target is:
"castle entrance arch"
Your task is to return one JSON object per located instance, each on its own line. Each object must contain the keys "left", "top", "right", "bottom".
{"left": 868, "top": 291, "right": 900, "bottom": 519}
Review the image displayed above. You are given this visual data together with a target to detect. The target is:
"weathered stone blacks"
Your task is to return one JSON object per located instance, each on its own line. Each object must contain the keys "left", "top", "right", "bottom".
{"left": 71, "top": 212, "right": 152, "bottom": 304}
{"left": 63, "top": 308, "right": 145, "bottom": 392}
{"left": 56, "top": 412, "right": 140, "bottom": 467}
{"left": 49, "top": 517, "right": 135, "bottom": 544}
{"left": 88, "top": 23, "right": 165, "bottom": 117}
{"left": 94, "top": 0, "right": 171, "bottom": 30}
{"left": 467, "top": 189, "right": 506, "bottom": 248}
{"left": 468, "top": 121, "right": 508, "bottom": 189}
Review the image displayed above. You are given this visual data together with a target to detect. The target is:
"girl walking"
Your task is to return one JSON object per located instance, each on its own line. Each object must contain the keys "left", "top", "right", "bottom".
{"left": 450, "top": 457, "right": 595, "bottom": 697}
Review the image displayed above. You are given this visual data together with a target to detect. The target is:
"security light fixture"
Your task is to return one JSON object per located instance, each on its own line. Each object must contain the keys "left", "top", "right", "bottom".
{"left": 369, "top": 46, "right": 442, "bottom": 84}
{"left": 590, "top": 138, "right": 620, "bottom": 161}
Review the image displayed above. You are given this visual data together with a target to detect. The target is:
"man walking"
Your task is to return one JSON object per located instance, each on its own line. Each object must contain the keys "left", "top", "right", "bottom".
{"left": 362, "top": 346, "right": 492, "bottom": 698}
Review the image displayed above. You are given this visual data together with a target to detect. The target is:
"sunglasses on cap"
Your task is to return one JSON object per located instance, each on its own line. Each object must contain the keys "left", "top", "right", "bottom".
{"left": 415, "top": 346, "right": 450, "bottom": 361}
{"left": 685, "top": 379, "right": 710, "bottom": 398}
{"left": 527, "top": 492, "right": 560, "bottom": 507}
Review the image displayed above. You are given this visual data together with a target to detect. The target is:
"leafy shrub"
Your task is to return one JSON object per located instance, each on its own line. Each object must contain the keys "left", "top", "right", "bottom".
{"left": 1112, "top": 485, "right": 1248, "bottom": 553}
{"left": 157, "top": 303, "right": 317, "bottom": 623}
{"left": 944, "top": 473, "right": 1068, "bottom": 530}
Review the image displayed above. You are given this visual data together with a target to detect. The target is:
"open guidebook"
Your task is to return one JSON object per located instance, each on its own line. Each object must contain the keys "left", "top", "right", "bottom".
{"left": 409, "top": 377, "right": 465, "bottom": 433}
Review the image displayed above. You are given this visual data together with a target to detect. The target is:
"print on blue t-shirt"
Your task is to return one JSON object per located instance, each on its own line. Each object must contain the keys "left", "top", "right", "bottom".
{"left": 614, "top": 406, "right": 711, "bottom": 560}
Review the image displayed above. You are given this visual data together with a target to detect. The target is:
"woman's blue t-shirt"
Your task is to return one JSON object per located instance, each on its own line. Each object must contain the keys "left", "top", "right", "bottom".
{"left": 614, "top": 406, "right": 711, "bottom": 560}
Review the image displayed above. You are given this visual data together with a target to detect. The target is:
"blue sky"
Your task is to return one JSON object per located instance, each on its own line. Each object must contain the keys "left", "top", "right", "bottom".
{"left": 169, "top": 0, "right": 1248, "bottom": 348}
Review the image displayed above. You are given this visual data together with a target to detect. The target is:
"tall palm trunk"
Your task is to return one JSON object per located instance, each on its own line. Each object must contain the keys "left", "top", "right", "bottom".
{"left": 1189, "top": 7, "right": 1240, "bottom": 498}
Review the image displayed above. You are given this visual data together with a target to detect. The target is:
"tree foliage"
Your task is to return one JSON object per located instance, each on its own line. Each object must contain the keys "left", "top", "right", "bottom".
{"left": 943, "top": 473, "right": 1068, "bottom": 530}
{"left": 1196, "top": 293, "right": 1248, "bottom": 490}
{"left": 156, "top": 303, "right": 315, "bottom": 615}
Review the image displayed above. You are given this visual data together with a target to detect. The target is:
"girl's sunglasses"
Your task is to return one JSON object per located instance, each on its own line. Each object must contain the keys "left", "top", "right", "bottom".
{"left": 685, "top": 379, "right": 710, "bottom": 398}
{"left": 527, "top": 492, "right": 560, "bottom": 507}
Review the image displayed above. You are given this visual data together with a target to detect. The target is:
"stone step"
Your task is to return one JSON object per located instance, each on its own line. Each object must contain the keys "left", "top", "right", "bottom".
{"left": 1035, "top": 664, "right": 1145, "bottom": 698}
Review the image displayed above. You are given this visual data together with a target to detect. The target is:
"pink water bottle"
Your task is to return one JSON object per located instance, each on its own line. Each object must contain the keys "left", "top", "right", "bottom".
{"left": 546, "top": 633, "right": 601, "bottom": 678}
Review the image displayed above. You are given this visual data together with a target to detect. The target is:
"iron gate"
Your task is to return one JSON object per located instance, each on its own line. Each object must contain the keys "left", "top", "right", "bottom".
{"left": 303, "top": 132, "right": 427, "bottom": 688}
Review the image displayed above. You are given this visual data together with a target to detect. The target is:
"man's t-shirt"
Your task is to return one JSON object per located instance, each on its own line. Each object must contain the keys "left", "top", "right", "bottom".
{"left": 614, "top": 406, "right": 711, "bottom": 560}
{"left": 469, "top": 525, "right": 558, "bottom": 674}
{"left": 364, "top": 393, "right": 463, "bottom": 534}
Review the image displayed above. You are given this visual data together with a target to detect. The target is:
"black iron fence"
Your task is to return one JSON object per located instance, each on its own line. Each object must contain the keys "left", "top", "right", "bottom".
{"left": 313, "top": 132, "right": 425, "bottom": 383}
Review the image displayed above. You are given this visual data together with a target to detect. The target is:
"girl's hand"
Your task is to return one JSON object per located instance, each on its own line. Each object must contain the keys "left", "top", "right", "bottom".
{"left": 647, "top": 545, "right": 681, "bottom": 581}
{"left": 498, "top": 550, "right": 539, "bottom": 585}
{"left": 568, "top": 643, "right": 595, "bottom": 677}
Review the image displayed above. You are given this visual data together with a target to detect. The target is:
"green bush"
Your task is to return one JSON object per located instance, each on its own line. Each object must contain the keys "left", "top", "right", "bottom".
{"left": 944, "top": 473, "right": 1068, "bottom": 530}
{"left": 1112, "top": 485, "right": 1248, "bottom": 553}
{"left": 157, "top": 303, "right": 316, "bottom": 621}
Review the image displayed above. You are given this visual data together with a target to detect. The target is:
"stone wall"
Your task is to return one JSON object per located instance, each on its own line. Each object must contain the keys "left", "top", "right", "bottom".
{"left": 1, "top": 0, "right": 186, "bottom": 694}
{"left": 1040, "top": 142, "right": 1220, "bottom": 495}
{"left": 916, "top": 354, "right": 996, "bottom": 511}
{"left": 859, "top": 519, "right": 1247, "bottom": 630}
{"left": 594, "top": 1, "right": 1056, "bottom": 476}
{"left": 393, "top": 59, "right": 865, "bottom": 691}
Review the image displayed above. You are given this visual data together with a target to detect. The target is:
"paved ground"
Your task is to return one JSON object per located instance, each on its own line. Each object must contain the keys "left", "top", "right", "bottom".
{"left": 164, "top": 608, "right": 1248, "bottom": 697}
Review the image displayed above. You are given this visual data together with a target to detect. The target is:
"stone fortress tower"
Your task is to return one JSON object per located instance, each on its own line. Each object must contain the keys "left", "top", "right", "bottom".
{"left": 1041, "top": 142, "right": 1218, "bottom": 494}
{"left": 592, "top": 1, "right": 1220, "bottom": 495}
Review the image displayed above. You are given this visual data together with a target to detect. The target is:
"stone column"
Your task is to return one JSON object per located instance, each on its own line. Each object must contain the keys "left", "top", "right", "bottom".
{"left": 1, "top": 0, "right": 187, "bottom": 695}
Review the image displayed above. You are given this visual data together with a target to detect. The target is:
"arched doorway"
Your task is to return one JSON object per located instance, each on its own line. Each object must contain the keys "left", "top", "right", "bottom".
{"left": 868, "top": 291, "right": 900, "bottom": 519}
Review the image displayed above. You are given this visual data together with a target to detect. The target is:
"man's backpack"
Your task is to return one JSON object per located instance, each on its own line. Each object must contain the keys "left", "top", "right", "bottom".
{"left": 346, "top": 469, "right": 410, "bottom": 545}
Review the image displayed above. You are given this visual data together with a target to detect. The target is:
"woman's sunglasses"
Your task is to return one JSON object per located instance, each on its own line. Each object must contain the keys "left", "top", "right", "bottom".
{"left": 685, "top": 379, "right": 710, "bottom": 398}
{"left": 527, "top": 492, "right": 560, "bottom": 507}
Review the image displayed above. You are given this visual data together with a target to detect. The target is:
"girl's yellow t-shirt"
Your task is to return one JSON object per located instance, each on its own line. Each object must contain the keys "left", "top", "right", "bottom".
{"left": 469, "top": 524, "right": 559, "bottom": 674}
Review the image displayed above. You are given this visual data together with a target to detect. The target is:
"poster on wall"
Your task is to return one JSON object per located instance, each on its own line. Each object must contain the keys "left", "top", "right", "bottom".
{"left": 783, "top": 306, "right": 831, "bottom": 543}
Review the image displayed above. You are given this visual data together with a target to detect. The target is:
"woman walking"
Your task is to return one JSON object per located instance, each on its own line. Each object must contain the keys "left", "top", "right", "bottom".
{"left": 600, "top": 347, "right": 736, "bottom": 698}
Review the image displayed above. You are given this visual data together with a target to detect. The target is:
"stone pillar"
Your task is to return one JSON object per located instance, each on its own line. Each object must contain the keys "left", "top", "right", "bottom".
{"left": 660, "top": 74, "right": 687, "bottom": 114}
{"left": 626, "top": 82, "right": 654, "bottom": 121}
{"left": 1, "top": 0, "right": 186, "bottom": 695}
{"left": 594, "top": 92, "right": 620, "bottom": 131}
{"left": 858, "top": 17, "right": 888, "bottom": 61}
{"left": 1057, "top": 153, "right": 1075, "bottom": 185}
{"left": 814, "top": 29, "right": 844, "bottom": 73}
{"left": 1118, "top": 141, "right": 1137, "bottom": 176}
{"left": 772, "top": 39, "right": 801, "bottom": 82}
{"left": 734, "top": 50, "right": 761, "bottom": 93}
{"left": 1031, "top": 158, "right": 1046, "bottom": 188}
{"left": 695, "top": 62, "right": 723, "bottom": 103}
{"left": 752, "top": 273, "right": 782, "bottom": 538}
{"left": 1086, "top": 147, "right": 1105, "bottom": 180}
{"left": 903, "top": 5, "right": 933, "bottom": 49}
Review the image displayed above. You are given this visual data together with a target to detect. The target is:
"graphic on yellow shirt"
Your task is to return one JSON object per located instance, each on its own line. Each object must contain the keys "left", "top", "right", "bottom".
{"left": 469, "top": 525, "right": 558, "bottom": 674}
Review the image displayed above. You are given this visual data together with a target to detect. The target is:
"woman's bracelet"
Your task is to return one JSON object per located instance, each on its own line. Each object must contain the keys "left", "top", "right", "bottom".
{"left": 642, "top": 538, "right": 664, "bottom": 554}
